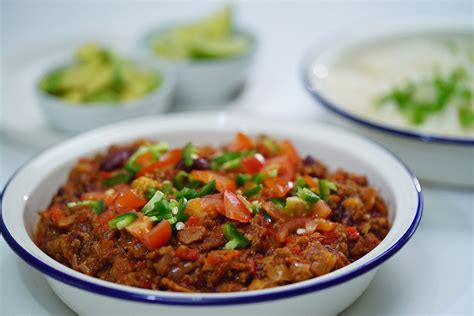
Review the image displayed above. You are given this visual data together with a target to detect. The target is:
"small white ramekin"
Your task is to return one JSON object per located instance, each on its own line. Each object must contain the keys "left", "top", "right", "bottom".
{"left": 37, "top": 61, "right": 176, "bottom": 133}
{"left": 137, "top": 27, "right": 256, "bottom": 106}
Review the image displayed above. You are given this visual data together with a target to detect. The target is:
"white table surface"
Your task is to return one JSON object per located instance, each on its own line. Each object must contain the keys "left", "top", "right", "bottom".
{"left": 1, "top": 1, "right": 473, "bottom": 315}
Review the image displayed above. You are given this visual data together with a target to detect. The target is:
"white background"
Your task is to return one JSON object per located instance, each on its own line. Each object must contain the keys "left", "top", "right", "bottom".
{"left": 1, "top": 1, "right": 473, "bottom": 315}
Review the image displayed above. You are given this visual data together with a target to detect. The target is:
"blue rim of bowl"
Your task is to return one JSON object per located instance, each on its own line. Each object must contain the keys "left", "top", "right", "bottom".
{"left": 300, "top": 49, "right": 474, "bottom": 147}
{"left": 0, "top": 135, "right": 423, "bottom": 306}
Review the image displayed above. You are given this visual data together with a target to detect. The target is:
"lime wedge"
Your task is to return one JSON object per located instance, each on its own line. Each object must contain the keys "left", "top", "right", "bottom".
{"left": 191, "top": 35, "right": 250, "bottom": 59}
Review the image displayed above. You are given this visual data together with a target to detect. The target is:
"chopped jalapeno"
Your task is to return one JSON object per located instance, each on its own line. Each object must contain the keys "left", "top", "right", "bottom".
{"left": 173, "top": 171, "right": 190, "bottom": 190}
{"left": 108, "top": 212, "right": 138, "bottom": 230}
{"left": 222, "top": 222, "right": 249, "bottom": 250}
{"left": 196, "top": 180, "right": 216, "bottom": 197}
{"left": 235, "top": 173, "right": 251, "bottom": 186}
{"left": 182, "top": 142, "right": 196, "bottom": 167}
{"left": 243, "top": 184, "right": 262, "bottom": 197}
{"left": 67, "top": 200, "right": 105, "bottom": 214}
{"left": 176, "top": 187, "right": 197, "bottom": 199}
{"left": 103, "top": 172, "right": 133, "bottom": 187}
{"left": 297, "top": 187, "right": 320, "bottom": 204}
{"left": 270, "top": 198, "right": 286, "bottom": 208}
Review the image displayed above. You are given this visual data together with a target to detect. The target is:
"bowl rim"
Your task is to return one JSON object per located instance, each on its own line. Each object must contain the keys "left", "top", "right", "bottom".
{"left": 300, "top": 15, "right": 474, "bottom": 146}
{"left": 138, "top": 23, "right": 257, "bottom": 66}
{"left": 0, "top": 113, "right": 423, "bottom": 306}
{"left": 36, "top": 58, "right": 177, "bottom": 110}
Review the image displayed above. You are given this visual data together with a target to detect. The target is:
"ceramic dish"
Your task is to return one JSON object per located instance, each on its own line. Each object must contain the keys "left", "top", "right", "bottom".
{"left": 138, "top": 27, "right": 256, "bottom": 106}
{"left": 302, "top": 16, "right": 474, "bottom": 188}
{"left": 1, "top": 113, "right": 422, "bottom": 316}
{"left": 37, "top": 60, "right": 176, "bottom": 133}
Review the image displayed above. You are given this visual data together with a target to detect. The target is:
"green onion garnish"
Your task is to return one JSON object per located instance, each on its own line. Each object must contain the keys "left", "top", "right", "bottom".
{"left": 270, "top": 198, "right": 286, "bottom": 208}
{"left": 318, "top": 179, "right": 337, "bottom": 202}
{"left": 297, "top": 187, "right": 320, "bottom": 204}
{"left": 175, "top": 198, "right": 189, "bottom": 224}
{"left": 222, "top": 222, "right": 249, "bottom": 250}
{"left": 243, "top": 184, "right": 262, "bottom": 197}
{"left": 141, "top": 190, "right": 164, "bottom": 215}
{"left": 160, "top": 181, "right": 175, "bottom": 195}
{"left": 221, "top": 157, "right": 241, "bottom": 170}
{"left": 108, "top": 212, "right": 137, "bottom": 230}
{"left": 173, "top": 171, "right": 189, "bottom": 190}
{"left": 67, "top": 200, "right": 105, "bottom": 214}
{"left": 236, "top": 173, "right": 251, "bottom": 186}
{"left": 176, "top": 187, "right": 197, "bottom": 199}
{"left": 103, "top": 172, "right": 132, "bottom": 187}
{"left": 252, "top": 173, "right": 265, "bottom": 184}
{"left": 196, "top": 180, "right": 216, "bottom": 197}
{"left": 182, "top": 142, "right": 196, "bottom": 167}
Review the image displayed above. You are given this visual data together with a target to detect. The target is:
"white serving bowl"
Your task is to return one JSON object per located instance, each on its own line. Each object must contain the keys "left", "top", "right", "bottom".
{"left": 37, "top": 61, "right": 176, "bottom": 133}
{"left": 1, "top": 113, "right": 422, "bottom": 316}
{"left": 138, "top": 27, "right": 256, "bottom": 106}
{"left": 302, "top": 16, "right": 474, "bottom": 188}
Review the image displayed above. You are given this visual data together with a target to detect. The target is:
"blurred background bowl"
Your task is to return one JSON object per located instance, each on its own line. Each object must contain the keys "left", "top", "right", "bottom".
{"left": 138, "top": 26, "right": 256, "bottom": 108}
{"left": 37, "top": 61, "right": 176, "bottom": 133}
{"left": 302, "top": 16, "right": 474, "bottom": 188}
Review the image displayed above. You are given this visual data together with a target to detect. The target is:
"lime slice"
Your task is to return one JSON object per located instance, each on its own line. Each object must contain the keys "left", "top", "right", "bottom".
{"left": 191, "top": 35, "right": 250, "bottom": 59}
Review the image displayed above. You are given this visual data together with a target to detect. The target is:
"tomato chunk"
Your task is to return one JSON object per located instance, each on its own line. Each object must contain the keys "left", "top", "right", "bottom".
{"left": 241, "top": 154, "right": 265, "bottom": 174}
{"left": 175, "top": 246, "right": 200, "bottom": 261}
{"left": 262, "top": 156, "right": 295, "bottom": 181}
{"left": 114, "top": 190, "right": 147, "bottom": 213}
{"left": 230, "top": 132, "right": 254, "bottom": 151}
{"left": 135, "top": 148, "right": 182, "bottom": 177}
{"left": 143, "top": 220, "right": 172, "bottom": 250}
{"left": 262, "top": 177, "right": 292, "bottom": 198}
{"left": 279, "top": 140, "right": 300, "bottom": 164}
{"left": 223, "top": 190, "right": 252, "bottom": 222}
{"left": 186, "top": 194, "right": 223, "bottom": 219}
{"left": 191, "top": 170, "right": 236, "bottom": 192}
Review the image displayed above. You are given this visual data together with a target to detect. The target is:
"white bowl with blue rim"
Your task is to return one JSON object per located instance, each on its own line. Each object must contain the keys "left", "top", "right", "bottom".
{"left": 37, "top": 60, "right": 176, "bottom": 133}
{"left": 302, "top": 15, "right": 474, "bottom": 188}
{"left": 0, "top": 112, "right": 422, "bottom": 316}
{"left": 138, "top": 27, "right": 256, "bottom": 107}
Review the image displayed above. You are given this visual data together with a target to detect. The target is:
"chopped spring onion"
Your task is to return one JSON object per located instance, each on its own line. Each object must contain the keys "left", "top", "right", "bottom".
{"left": 148, "top": 199, "right": 173, "bottom": 221}
{"left": 182, "top": 142, "right": 196, "bottom": 167}
{"left": 262, "top": 137, "right": 279, "bottom": 153}
{"left": 160, "top": 180, "right": 175, "bottom": 195}
{"left": 125, "top": 142, "right": 169, "bottom": 173}
{"left": 103, "top": 172, "right": 132, "bottom": 187}
{"left": 141, "top": 190, "right": 165, "bottom": 215}
{"left": 221, "top": 157, "right": 241, "bottom": 170}
{"left": 270, "top": 198, "right": 286, "bottom": 208}
{"left": 67, "top": 200, "right": 105, "bottom": 214}
{"left": 250, "top": 201, "right": 262, "bottom": 215}
{"left": 235, "top": 173, "right": 251, "bottom": 186}
{"left": 252, "top": 173, "right": 265, "bottom": 184}
{"left": 145, "top": 187, "right": 158, "bottom": 200}
{"left": 173, "top": 171, "right": 189, "bottom": 190}
{"left": 176, "top": 187, "right": 197, "bottom": 199}
{"left": 175, "top": 198, "right": 189, "bottom": 223}
{"left": 243, "top": 184, "right": 262, "bottom": 197}
{"left": 292, "top": 177, "right": 308, "bottom": 195}
{"left": 196, "top": 180, "right": 216, "bottom": 197}
{"left": 297, "top": 187, "right": 320, "bottom": 203}
{"left": 108, "top": 212, "right": 138, "bottom": 230}
{"left": 222, "top": 222, "right": 249, "bottom": 250}
{"left": 318, "top": 179, "right": 337, "bottom": 202}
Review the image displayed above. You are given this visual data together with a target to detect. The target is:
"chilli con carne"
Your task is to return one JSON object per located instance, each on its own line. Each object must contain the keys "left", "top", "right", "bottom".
{"left": 35, "top": 133, "right": 390, "bottom": 292}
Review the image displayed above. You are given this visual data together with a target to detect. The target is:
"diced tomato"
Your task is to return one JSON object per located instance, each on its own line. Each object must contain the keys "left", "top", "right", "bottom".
{"left": 311, "top": 200, "right": 332, "bottom": 219}
{"left": 241, "top": 154, "right": 265, "bottom": 174}
{"left": 186, "top": 194, "right": 223, "bottom": 219}
{"left": 185, "top": 215, "right": 200, "bottom": 227}
{"left": 48, "top": 205, "right": 64, "bottom": 224}
{"left": 135, "top": 148, "right": 182, "bottom": 177}
{"left": 279, "top": 140, "right": 300, "bottom": 164}
{"left": 346, "top": 226, "right": 360, "bottom": 241}
{"left": 80, "top": 191, "right": 106, "bottom": 201}
{"left": 207, "top": 250, "right": 241, "bottom": 265}
{"left": 104, "top": 192, "right": 120, "bottom": 206}
{"left": 262, "top": 156, "right": 295, "bottom": 181}
{"left": 262, "top": 177, "right": 292, "bottom": 198}
{"left": 191, "top": 170, "right": 236, "bottom": 192}
{"left": 175, "top": 246, "right": 200, "bottom": 261}
{"left": 223, "top": 190, "right": 252, "bottom": 222}
{"left": 114, "top": 190, "right": 147, "bottom": 213}
{"left": 125, "top": 214, "right": 153, "bottom": 241}
{"left": 303, "top": 175, "right": 317, "bottom": 189}
{"left": 142, "top": 220, "right": 172, "bottom": 250}
{"left": 229, "top": 132, "right": 254, "bottom": 151}
{"left": 262, "top": 201, "right": 290, "bottom": 222}
{"left": 98, "top": 210, "right": 116, "bottom": 227}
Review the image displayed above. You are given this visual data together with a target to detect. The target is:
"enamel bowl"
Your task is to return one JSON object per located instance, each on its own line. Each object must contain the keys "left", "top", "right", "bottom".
{"left": 302, "top": 16, "right": 474, "bottom": 188}
{"left": 1, "top": 113, "right": 422, "bottom": 316}
{"left": 138, "top": 27, "right": 256, "bottom": 107}
{"left": 37, "top": 60, "right": 176, "bottom": 133}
